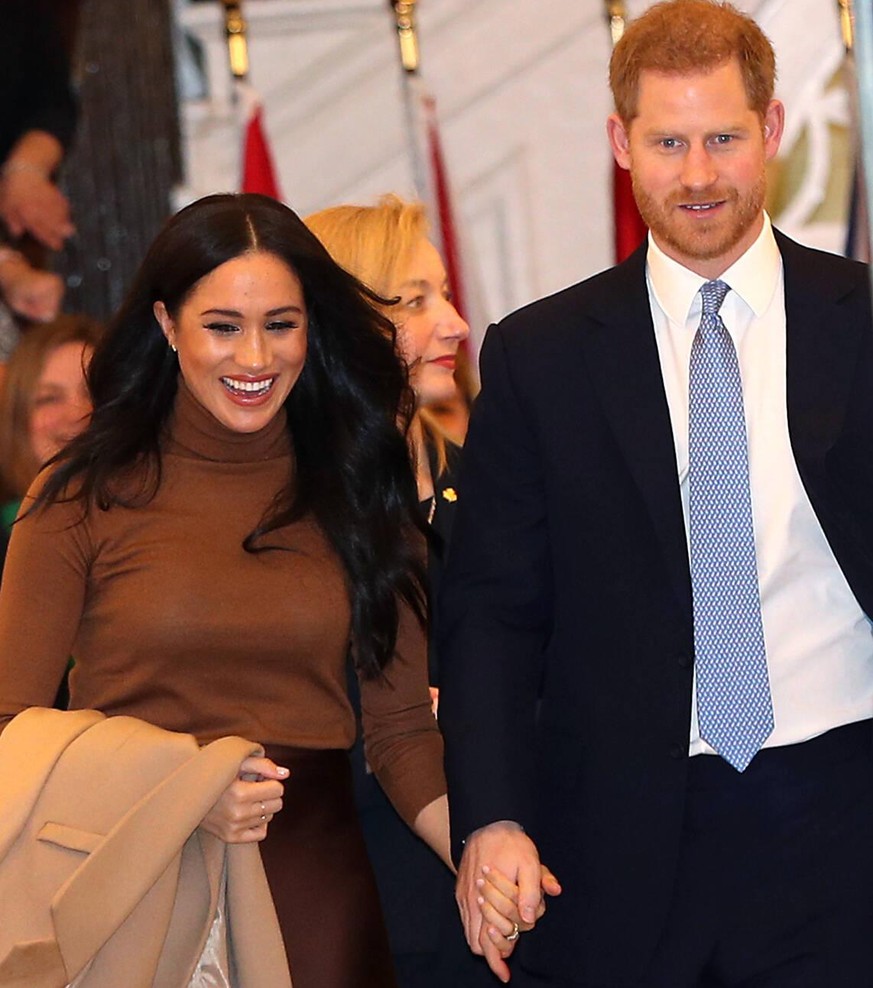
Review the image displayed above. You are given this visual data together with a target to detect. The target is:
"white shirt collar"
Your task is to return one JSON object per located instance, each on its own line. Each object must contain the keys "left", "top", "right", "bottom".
{"left": 646, "top": 213, "right": 782, "bottom": 326}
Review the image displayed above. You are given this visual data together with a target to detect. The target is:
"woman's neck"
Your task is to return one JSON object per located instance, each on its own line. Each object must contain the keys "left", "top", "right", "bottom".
{"left": 409, "top": 414, "right": 433, "bottom": 503}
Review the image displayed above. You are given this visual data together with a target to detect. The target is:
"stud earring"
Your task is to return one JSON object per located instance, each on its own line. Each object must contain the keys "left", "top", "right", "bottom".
{"left": 169, "top": 343, "right": 177, "bottom": 353}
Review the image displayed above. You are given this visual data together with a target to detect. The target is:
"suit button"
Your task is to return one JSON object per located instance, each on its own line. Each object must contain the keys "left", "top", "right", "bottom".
{"left": 670, "top": 742, "right": 685, "bottom": 759}
{"left": 677, "top": 652, "right": 693, "bottom": 669}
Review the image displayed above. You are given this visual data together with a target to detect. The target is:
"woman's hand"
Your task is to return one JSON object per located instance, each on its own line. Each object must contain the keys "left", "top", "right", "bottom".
{"left": 200, "top": 755, "right": 289, "bottom": 843}
{"left": 476, "top": 863, "right": 562, "bottom": 968}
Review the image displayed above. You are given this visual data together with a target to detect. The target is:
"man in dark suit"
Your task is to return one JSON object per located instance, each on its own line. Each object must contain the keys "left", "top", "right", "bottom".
{"left": 439, "top": 2, "right": 873, "bottom": 986}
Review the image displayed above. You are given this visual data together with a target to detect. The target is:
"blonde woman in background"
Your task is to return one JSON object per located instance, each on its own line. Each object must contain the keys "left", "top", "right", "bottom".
{"left": 307, "top": 195, "right": 475, "bottom": 986}
{"left": 308, "top": 195, "right": 469, "bottom": 517}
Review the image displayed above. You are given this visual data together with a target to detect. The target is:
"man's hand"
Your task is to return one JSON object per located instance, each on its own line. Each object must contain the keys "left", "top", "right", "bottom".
{"left": 456, "top": 820, "right": 555, "bottom": 983}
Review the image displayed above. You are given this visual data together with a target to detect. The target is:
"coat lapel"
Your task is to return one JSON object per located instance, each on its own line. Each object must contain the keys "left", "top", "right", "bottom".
{"left": 778, "top": 230, "right": 866, "bottom": 464}
{"left": 578, "top": 247, "right": 692, "bottom": 624}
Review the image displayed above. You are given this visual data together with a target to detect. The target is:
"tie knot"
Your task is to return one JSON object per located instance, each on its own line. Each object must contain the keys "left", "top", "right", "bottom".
{"left": 700, "top": 280, "right": 730, "bottom": 316}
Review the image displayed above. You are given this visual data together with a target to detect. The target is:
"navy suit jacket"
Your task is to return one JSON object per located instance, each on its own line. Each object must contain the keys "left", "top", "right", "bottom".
{"left": 438, "top": 232, "right": 873, "bottom": 985}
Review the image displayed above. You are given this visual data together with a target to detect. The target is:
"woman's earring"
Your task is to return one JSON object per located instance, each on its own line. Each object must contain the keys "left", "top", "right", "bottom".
{"left": 169, "top": 342, "right": 177, "bottom": 353}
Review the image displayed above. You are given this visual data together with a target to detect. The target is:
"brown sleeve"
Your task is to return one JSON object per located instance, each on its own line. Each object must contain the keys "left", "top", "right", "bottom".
{"left": 359, "top": 600, "right": 447, "bottom": 827}
{"left": 0, "top": 487, "right": 90, "bottom": 731}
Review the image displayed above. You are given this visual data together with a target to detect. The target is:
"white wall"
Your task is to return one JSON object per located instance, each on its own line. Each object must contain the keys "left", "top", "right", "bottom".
{"left": 175, "top": 0, "right": 852, "bottom": 335}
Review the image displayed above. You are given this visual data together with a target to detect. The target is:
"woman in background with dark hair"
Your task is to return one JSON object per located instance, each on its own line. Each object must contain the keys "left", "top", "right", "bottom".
{"left": 0, "top": 193, "right": 451, "bottom": 987}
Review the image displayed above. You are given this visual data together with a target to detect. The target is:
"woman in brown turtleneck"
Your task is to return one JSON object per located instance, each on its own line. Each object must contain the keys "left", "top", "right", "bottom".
{"left": 0, "top": 194, "right": 451, "bottom": 987}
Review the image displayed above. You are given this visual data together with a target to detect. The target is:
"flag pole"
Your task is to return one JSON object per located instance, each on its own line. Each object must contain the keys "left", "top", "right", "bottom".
{"left": 848, "top": 0, "right": 873, "bottom": 272}
{"left": 605, "top": 0, "right": 648, "bottom": 261}
{"left": 605, "top": 0, "right": 627, "bottom": 46}
{"left": 389, "top": 0, "right": 429, "bottom": 198}
{"left": 222, "top": 0, "right": 249, "bottom": 81}
{"left": 224, "top": 0, "right": 282, "bottom": 198}
{"left": 837, "top": 0, "right": 873, "bottom": 262}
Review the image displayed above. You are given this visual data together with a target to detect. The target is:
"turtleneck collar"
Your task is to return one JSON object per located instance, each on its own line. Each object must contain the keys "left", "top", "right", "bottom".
{"left": 166, "top": 378, "right": 292, "bottom": 463}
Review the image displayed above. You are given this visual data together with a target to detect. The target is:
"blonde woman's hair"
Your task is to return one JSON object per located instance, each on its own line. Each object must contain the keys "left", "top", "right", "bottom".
{"left": 306, "top": 194, "right": 456, "bottom": 473}
{"left": 305, "top": 194, "right": 428, "bottom": 300}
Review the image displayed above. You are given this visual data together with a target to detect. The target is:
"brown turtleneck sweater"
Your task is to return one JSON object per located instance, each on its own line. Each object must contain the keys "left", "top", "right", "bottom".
{"left": 0, "top": 384, "right": 444, "bottom": 825}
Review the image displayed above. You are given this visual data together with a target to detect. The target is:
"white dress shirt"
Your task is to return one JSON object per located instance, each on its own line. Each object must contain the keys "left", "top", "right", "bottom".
{"left": 646, "top": 215, "right": 873, "bottom": 754}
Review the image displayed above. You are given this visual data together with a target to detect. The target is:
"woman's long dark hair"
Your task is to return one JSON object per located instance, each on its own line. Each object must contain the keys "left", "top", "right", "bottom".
{"left": 34, "top": 193, "right": 427, "bottom": 678}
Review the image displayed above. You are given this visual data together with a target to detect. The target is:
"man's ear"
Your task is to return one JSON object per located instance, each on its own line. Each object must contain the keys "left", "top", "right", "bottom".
{"left": 153, "top": 300, "right": 176, "bottom": 350}
{"left": 762, "top": 99, "right": 785, "bottom": 161}
{"left": 607, "top": 114, "right": 632, "bottom": 170}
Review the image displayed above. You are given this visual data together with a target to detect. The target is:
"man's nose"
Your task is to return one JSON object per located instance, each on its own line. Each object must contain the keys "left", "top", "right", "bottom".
{"left": 680, "top": 144, "right": 718, "bottom": 190}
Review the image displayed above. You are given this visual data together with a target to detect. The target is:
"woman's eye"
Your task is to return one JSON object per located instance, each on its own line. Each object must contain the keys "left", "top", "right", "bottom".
{"left": 404, "top": 295, "right": 425, "bottom": 310}
{"left": 204, "top": 322, "right": 239, "bottom": 335}
{"left": 266, "top": 321, "right": 296, "bottom": 333}
{"left": 32, "top": 393, "right": 60, "bottom": 408}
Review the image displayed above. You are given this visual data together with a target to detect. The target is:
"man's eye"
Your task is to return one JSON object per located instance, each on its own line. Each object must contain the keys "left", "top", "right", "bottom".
{"left": 712, "top": 134, "right": 734, "bottom": 145}
{"left": 660, "top": 138, "right": 680, "bottom": 150}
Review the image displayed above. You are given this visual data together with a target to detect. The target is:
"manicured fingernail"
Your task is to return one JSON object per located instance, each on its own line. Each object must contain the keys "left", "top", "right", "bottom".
{"left": 277, "top": 766, "right": 289, "bottom": 777}
{"left": 477, "top": 896, "right": 485, "bottom": 905}
{"left": 481, "top": 865, "right": 490, "bottom": 874}
{"left": 475, "top": 878, "right": 484, "bottom": 889}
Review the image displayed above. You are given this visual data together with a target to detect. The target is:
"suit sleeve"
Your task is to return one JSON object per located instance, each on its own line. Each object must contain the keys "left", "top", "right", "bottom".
{"left": 437, "top": 322, "right": 554, "bottom": 861}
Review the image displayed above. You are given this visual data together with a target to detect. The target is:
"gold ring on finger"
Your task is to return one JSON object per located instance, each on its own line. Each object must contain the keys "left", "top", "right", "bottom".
{"left": 506, "top": 922, "right": 520, "bottom": 942}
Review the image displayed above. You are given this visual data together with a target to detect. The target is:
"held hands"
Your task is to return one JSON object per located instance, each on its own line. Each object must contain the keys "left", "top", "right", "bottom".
{"left": 456, "top": 821, "right": 562, "bottom": 983}
{"left": 200, "top": 755, "right": 289, "bottom": 844}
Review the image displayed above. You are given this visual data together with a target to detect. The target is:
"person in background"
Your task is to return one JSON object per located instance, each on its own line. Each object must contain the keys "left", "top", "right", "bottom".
{"left": 306, "top": 194, "right": 469, "bottom": 987}
{"left": 444, "top": 1, "right": 873, "bottom": 985}
{"left": 0, "top": 247, "right": 64, "bottom": 328}
{"left": 307, "top": 195, "right": 469, "bottom": 610}
{"left": 0, "top": 312, "right": 100, "bottom": 533}
{"left": 0, "top": 0, "right": 77, "bottom": 367}
{"left": 0, "top": 192, "right": 471, "bottom": 988}
{"left": 308, "top": 196, "right": 558, "bottom": 986}
{"left": 0, "top": 0, "right": 77, "bottom": 252}
{"left": 0, "top": 313, "right": 100, "bottom": 710}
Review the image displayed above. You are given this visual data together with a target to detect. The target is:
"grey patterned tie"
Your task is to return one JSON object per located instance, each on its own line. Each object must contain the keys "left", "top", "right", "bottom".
{"left": 688, "top": 280, "right": 774, "bottom": 772}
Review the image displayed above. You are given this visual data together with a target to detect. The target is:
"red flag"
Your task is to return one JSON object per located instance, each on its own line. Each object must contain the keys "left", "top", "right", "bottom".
{"left": 613, "top": 161, "right": 647, "bottom": 263}
{"left": 242, "top": 103, "right": 282, "bottom": 199}
{"left": 422, "top": 94, "right": 469, "bottom": 324}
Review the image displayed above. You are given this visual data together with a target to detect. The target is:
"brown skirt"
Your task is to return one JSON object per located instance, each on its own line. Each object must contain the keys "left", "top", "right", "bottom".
{"left": 260, "top": 745, "right": 398, "bottom": 988}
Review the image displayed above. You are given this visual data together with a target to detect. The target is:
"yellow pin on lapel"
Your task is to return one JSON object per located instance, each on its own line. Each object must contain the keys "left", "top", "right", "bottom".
{"left": 442, "top": 488, "right": 457, "bottom": 502}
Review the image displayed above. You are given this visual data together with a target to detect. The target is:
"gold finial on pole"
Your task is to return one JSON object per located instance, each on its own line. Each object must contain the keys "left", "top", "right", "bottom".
{"left": 837, "top": 0, "right": 854, "bottom": 51}
{"left": 605, "top": 0, "right": 627, "bottom": 48}
{"left": 222, "top": 0, "right": 250, "bottom": 80}
{"left": 390, "top": 0, "right": 421, "bottom": 74}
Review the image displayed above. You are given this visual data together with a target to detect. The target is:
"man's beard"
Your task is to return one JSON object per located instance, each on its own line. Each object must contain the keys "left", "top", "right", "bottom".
{"left": 632, "top": 174, "right": 766, "bottom": 264}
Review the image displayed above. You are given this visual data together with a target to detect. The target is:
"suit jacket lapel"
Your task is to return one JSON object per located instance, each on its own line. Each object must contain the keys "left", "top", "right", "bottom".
{"left": 778, "top": 230, "right": 864, "bottom": 464}
{"left": 579, "top": 246, "right": 692, "bottom": 624}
